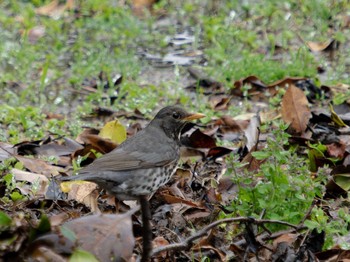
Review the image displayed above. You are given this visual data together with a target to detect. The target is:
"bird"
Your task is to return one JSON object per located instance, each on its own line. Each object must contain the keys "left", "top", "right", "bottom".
{"left": 60, "top": 105, "right": 204, "bottom": 200}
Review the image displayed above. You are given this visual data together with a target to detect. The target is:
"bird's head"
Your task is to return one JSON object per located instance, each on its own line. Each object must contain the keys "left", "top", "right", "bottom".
{"left": 151, "top": 105, "right": 205, "bottom": 141}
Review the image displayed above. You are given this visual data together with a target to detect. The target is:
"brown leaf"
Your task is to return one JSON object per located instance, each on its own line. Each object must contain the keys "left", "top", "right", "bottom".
{"left": 14, "top": 136, "right": 83, "bottom": 157}
{"left": 35, "top": 0, "right": 74, "bottom": 18}
{"left": 186, "top": 67, "right": 224, "bottom": 94}
{"left": 27, "top": 26, "right": 46, "bottom": 44}
{"left": 161, "top": 193, "right": 200, "bottom": 207}
{"left": 132, "top": 0, "right": 156, "bottom": 17}
{"left": 326, "top": 142, "right": 346, "bottom": 159}
{"left": 65, "top": 182, "right": 100, "bottom": 213}
{"left": 194, "top": 245, "right": 227, "bottom": 261}
{"left": 183, "top": 209, "right": 211, "bottom": 221}
{"left": 233, "top": 75, "right": 266, "bottom": 92}
{"left": 217, "top": 177, "right": 239, "bottom": 205}
{"left": 208, "top": 96, "right": 231, "bottom": 110}
{"left": 316, "top": 248, "right": 350, "bottom": 261}
{"left": 49, "top": 213, "right": 70, "bottom": 227}
{"left": 231, "top": 75, "right": 307, "bottom": 99}
{"left": 11, "top": 168, "right": 49, "bottom": 197}
{"left": 207, "top": 146, "right": 233, "bottom": 159}
{"left": 65, "top": 211, "right": 136, "bottom": 261}
{"left": 268, "top": 77, "right": 307, "bottom": 89}
{"left": 35, "top": 137, "right": 84, "bottom": 157}
{"left": 281, "top": 85, "right": 311, "bottom": 134}
{"left": 181, "top": 129, "right": 216, "bottom": 149}
{"left": 241, "top": 144, "right": 265, "bottom": 172}
{"left": 29, "top": 210, "right": 136, "bottom": 262}
{"left": 152, "top": 236, "right": 169, "bottom": 259}
{"left": 0, "top": 142, "right": 15, "bottom": 162}
{"left": 75, "top": 128, "right": 117, "bottom": 162}
{"left": 306, "top": 39, "right": 338, "bottom": 52}
{"left": 272, "top": 233, "right": 298, "bottom": 249}
{"left": 15, "top": 155, "right": 64, "bottom": 177}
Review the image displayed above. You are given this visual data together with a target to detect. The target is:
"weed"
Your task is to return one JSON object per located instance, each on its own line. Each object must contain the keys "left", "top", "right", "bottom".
{"left": 224, "top": 121, "right": 324, "bottom": 230}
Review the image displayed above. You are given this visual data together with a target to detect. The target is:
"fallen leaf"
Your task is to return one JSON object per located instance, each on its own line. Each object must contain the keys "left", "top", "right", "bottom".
{"left": 35, "top": 137, "right": 84, "bottom": 157}
{"left": 35, "top": 0, "right": 74, "bottom": 18}
{"left": 186, "top": 67, "right": 224, "bottom": 94}
{"left": 99, "top": 119, "right": 127, "bottom": 144}
{"left": 64, "top": 211, "right": 136, "bottom": 261}
{"left": 0, "top": 142, "right": 15, "bottom": 162}
{"left": 26, "top": 26, "right": 46, "bottom": 44}
{"left": 281, "top": 85, "right": 311, "bottom": 134}
{"left": 15, "top": 155, "right": 64, "bottom": 177}
{"left": 330, "top": 104, "right": 348, "bottom": 127}
{"left": 326, "top": 142, "right": 346, "bottom": 159}
{"left": 11, "top": 168, "right": 49, "bottom": 197}
{"left": 231, "top": 75, "right": 307, "bottom": 99}
{"left": 207, "top": 146, "right": 233, "bottom": 159}
{"left": 153, "top": 236, "right": 169, "bottom": 259}
{"left": 132, "top": 0, "right": 156, "bottom": 16}
{"left": 306, "top": 39, "right": 338, "bottom": 52}
{"left": 243, "top": 114, "right": 260, "bottom": 151}
{"left": 209, "top": 96, "right": 231, "bottom": 110}
{"left": 181, "top": 129, "right": 216, "bottom": 149}
{"left": 76, "top": 128, "right": 117, "bottom": 154}
{"left": 61, "top": 181, "right": 99, "bottom": 213}
{"left": 161, "top": 193, "right": 200, "bottom": 207}
{"left": 273, "top": 233, "right": 298, "bottom": 249}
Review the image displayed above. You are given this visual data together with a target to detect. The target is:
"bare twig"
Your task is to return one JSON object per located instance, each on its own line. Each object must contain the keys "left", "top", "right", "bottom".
{"left": 151, "top": 216, "right": 301, "bottom": 257}
{"left": 234, "top": 226, "right": 307, "bottom": 247}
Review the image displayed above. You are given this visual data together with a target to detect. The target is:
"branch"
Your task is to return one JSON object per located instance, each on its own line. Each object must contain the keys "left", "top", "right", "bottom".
{"left": 151, "top": 216, "right": 301, "bottom": 256}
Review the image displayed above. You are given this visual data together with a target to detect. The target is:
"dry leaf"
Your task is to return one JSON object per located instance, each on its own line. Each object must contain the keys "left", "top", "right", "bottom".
{"left": 64, "top": 211, "right": 136, "bottom": 262}
{"left": 12, "top": 168, "right": 49, "bottom": 197}
{"left": 61, "top": 181, "right": 100, "bottom": 213}
{"left": 281, "top": 85, "right": 311, "bottom": 133}
{"left": 15, "top": 155, "right": 64, "bottom": 177}
{"left": 35, "top": 0, "right": 74, "bottom": 18}
{"left": 0, "top": 142, "right": 15, "bottom": 162}
{"left": 273, "top": 233, "right": 298, "bottom": 249}
{"left": 306, "top": 39, "right": 336, "bottom": 52}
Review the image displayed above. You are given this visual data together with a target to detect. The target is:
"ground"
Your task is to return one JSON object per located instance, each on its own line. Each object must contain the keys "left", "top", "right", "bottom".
{"left": 0, "top": 0, "right": 350, "bottom": 261}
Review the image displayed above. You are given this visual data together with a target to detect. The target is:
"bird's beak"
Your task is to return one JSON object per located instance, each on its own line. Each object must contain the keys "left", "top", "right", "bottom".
{"left": 182, "top": 113, "right": 205, "bottom": 121}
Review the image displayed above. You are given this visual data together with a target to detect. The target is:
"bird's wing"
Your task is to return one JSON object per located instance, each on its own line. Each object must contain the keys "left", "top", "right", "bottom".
{"left": 79, "top": 126, "right": 178, "bottom": 174}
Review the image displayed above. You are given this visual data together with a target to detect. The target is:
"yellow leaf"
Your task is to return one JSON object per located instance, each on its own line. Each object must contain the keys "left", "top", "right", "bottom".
{"left": 329, "top": 104, "right": 348, "bottom": 127}
{"left": 60, "top": 180, "right": 89, "bottom": 193}
{"left": 99, "top": 120, "right": 127, "bottom": 144}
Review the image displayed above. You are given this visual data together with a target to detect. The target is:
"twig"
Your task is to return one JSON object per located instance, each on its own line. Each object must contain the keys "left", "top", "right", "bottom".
{"left": 151, "top": 216, "right": 300, "bottom": 256}
{"left": 140, "top": 196, "right": 152, "bottom": 262}
{"left": 234, "top": 226, "right": 307, "bottom": 247}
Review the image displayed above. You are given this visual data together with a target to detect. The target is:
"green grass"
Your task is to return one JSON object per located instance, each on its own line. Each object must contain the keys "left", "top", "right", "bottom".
{"left": 1, "top": 0, "right": 350, "bottom": 254}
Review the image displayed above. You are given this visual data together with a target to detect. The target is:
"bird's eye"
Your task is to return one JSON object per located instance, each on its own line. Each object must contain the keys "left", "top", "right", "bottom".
{"left": 172, "top": 112, "right": 180, "bottom": 119}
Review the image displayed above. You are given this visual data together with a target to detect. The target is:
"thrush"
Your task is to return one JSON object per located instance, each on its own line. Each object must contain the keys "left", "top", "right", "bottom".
{"left": 61, "top": 105, "right": 204, "bottom": 200}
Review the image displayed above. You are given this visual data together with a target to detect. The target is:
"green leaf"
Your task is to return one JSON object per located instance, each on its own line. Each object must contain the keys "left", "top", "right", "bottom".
{"left": 2, "top": 173, "right": 14, "bottom": 188}
{"left": 334, "top": 174, "right": 350, "bottom": 191}
{"left": 69, "top": 249, "right": 99, "bottom": 262}
{"left": 29, "top": 214, "right": 51, "bottom": 241}
{"left": 10, "top": 191, "right": 23, "bottom": 201}
{"left": 37, "top": 214, "right": 51, "bottom": 233}
{"left": 0, "top": 211, "right": 12, "bottom": 228}
{"left": 251, "top": 151, "right": 270, "bottom": 160}
{"left": 304, "top": 219, "right": 320, "bottom": 230}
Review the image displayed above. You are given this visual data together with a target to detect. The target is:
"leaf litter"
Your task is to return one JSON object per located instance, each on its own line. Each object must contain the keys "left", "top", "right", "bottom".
{"left": 2, "top": 1, "right": 350, "bottom": 262}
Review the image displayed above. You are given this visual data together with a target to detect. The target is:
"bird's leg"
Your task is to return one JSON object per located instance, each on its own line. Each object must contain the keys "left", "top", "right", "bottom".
{"left": 139, "top": 195, "right": 152, "bottom": 262}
